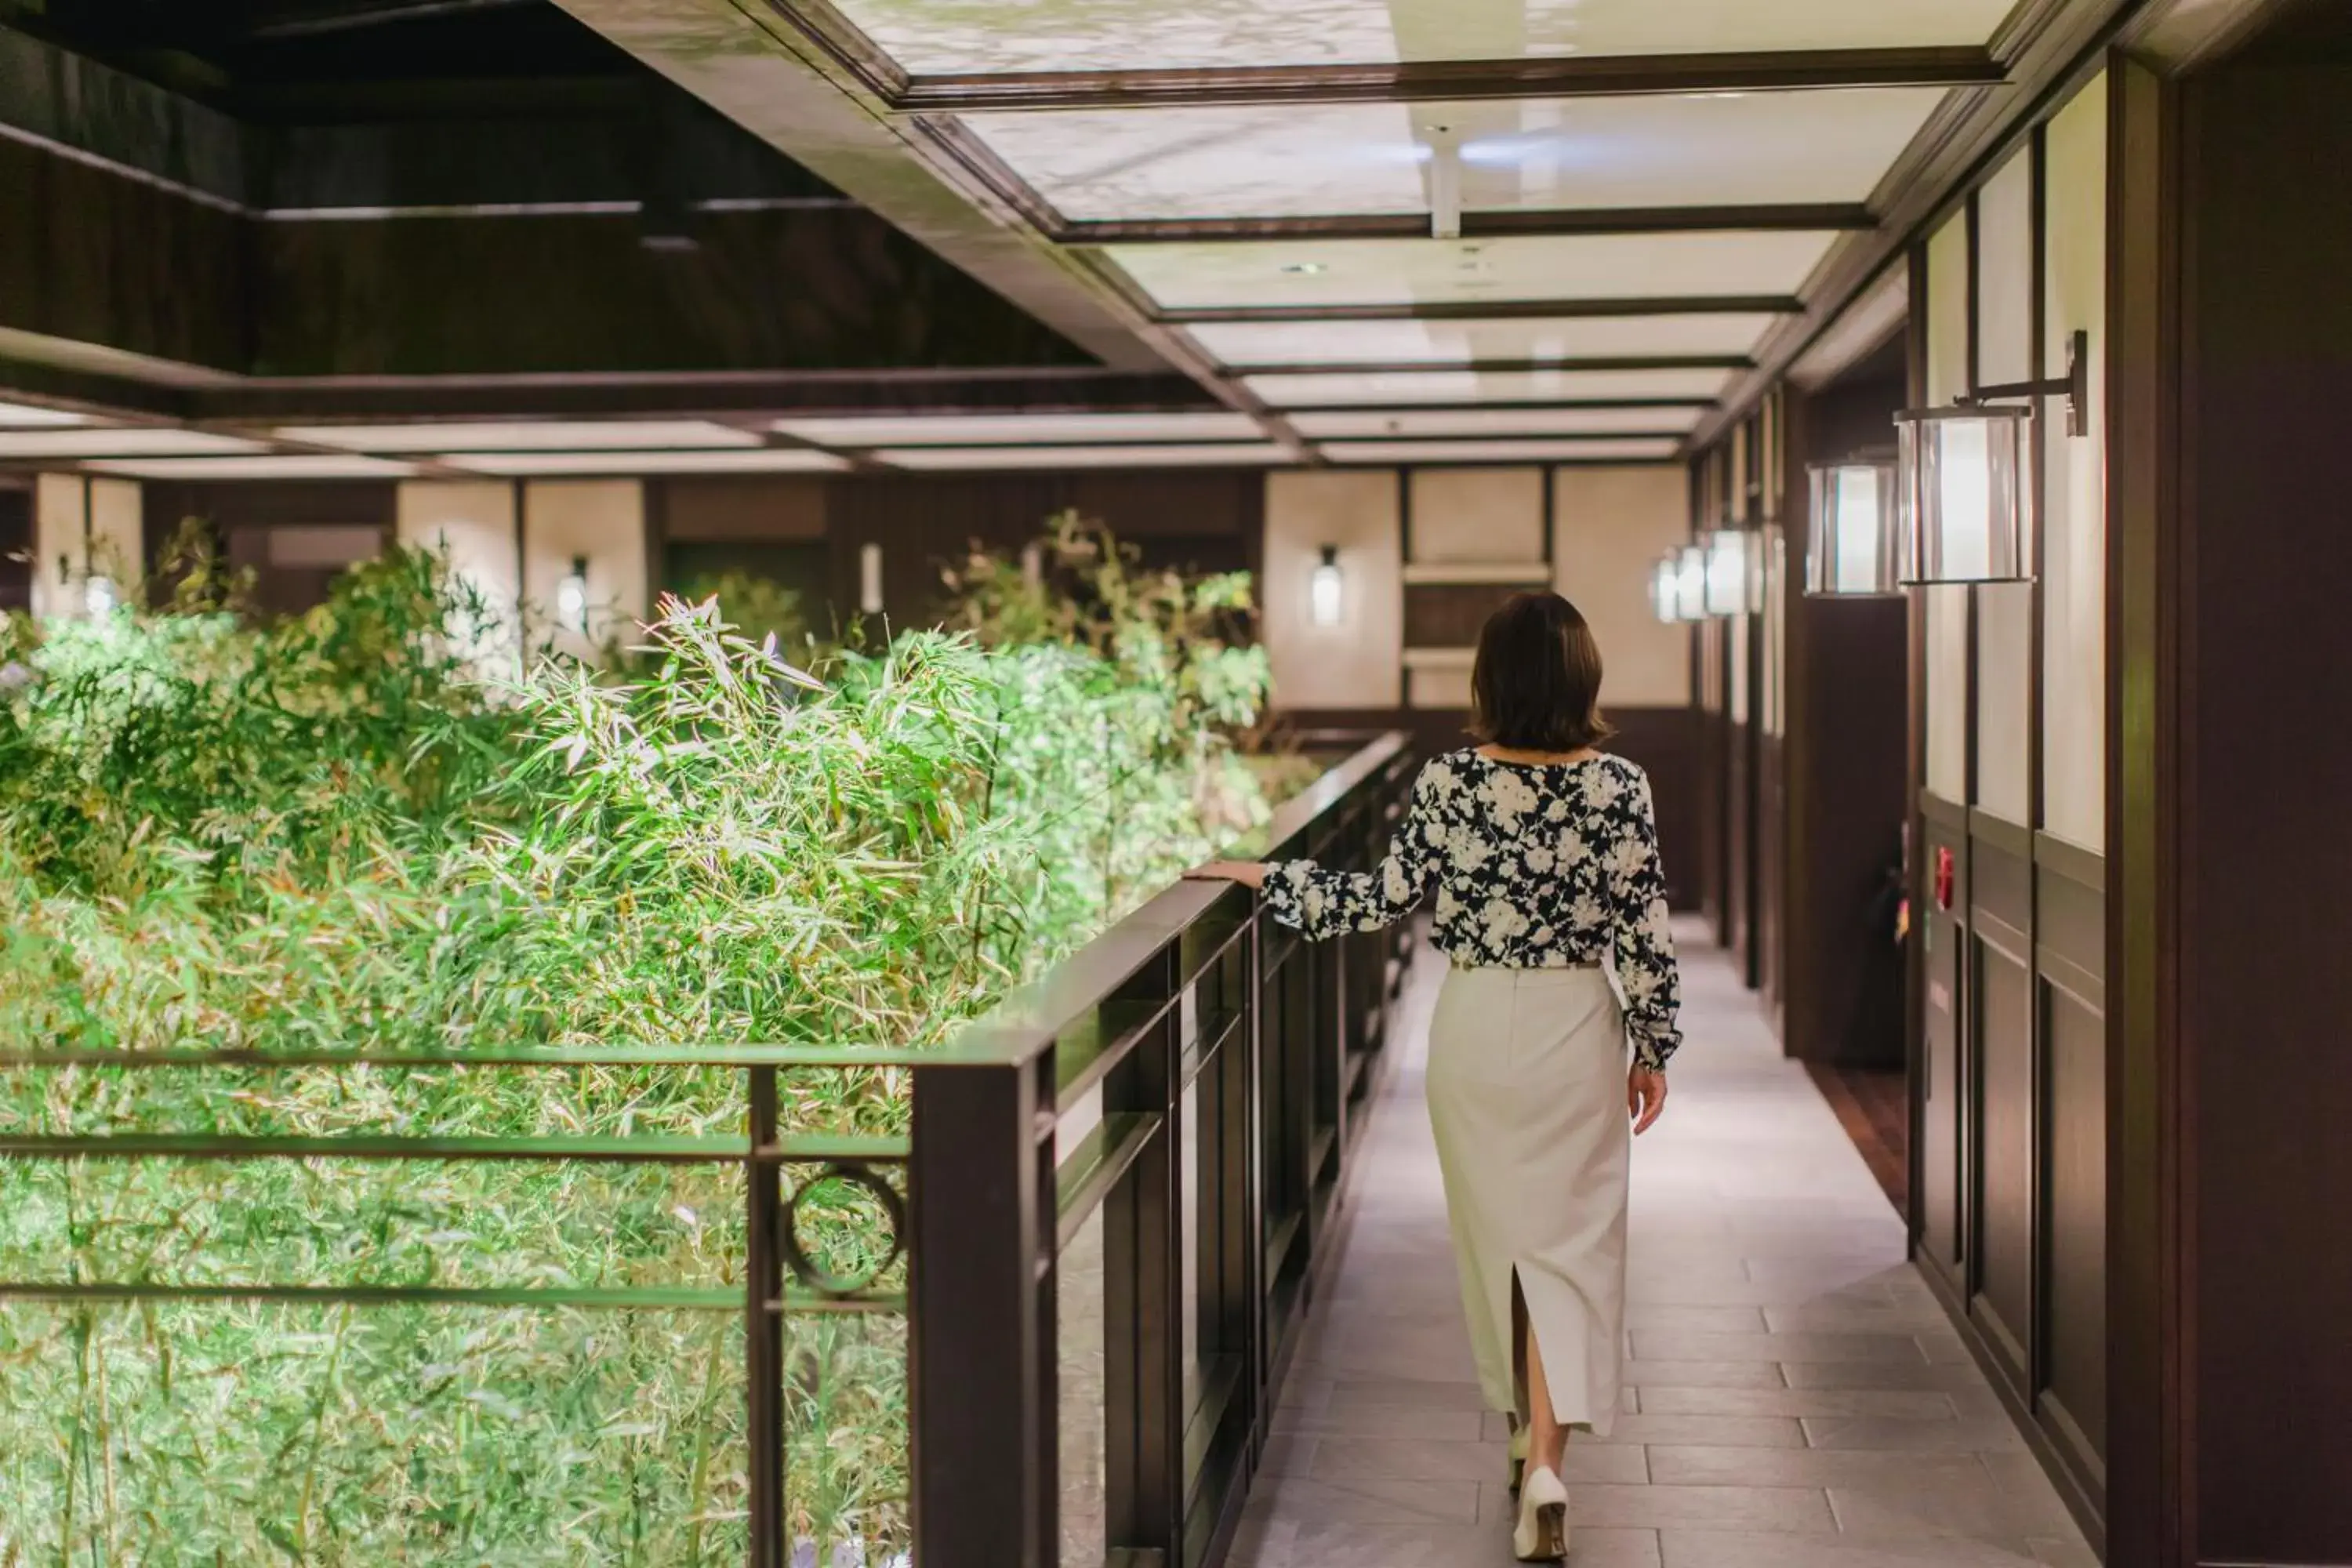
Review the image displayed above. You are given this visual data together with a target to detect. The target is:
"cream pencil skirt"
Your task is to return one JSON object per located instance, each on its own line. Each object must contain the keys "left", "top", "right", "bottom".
{"left": 1426, "top": 963, "right": 1630, "bottom": 1437}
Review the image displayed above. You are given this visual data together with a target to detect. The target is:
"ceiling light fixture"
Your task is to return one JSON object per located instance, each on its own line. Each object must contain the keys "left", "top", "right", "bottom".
{"left": 1893, "top": 330, "right": 2086, "bottom": 584}
{"left": 1279, "top": 261, "right": 1327, "bottom": 275}
{"left": 1424, "top": 123, "right": 1463, "bottom": 241}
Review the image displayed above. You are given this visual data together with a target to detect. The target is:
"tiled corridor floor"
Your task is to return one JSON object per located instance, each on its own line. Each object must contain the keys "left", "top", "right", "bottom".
{"left": 1231, "top": 925, "right": 2096, "bottom": 1568}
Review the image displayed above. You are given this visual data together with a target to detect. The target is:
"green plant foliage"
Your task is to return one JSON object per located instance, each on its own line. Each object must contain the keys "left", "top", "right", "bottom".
{"left": 0, "top": 515, "right": 1282, "bottom": 1563}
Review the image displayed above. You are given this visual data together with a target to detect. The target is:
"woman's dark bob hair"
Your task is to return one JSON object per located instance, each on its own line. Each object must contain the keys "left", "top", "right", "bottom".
{"left": 1469, "top": 590, "right": 1615, "bottom": 753}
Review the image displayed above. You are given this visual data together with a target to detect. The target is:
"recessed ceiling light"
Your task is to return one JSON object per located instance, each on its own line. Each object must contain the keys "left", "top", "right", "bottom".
{"left": 0, "top": 400, "right": 93, "bottom": 428}
{"left": 0, "top": 429, "right": 265, "bottom": 458}
{"left": 773, "top": 412, "right": 1261, "bottom": 447}
{"left": 275, "top": 420, "right": 760, "bottom": 453}
{"left": 876, "top": 443, "right": 1296, "bottom": 471}
{"left": 1279, "top": 262, "right": 1327, "bottom": 275}
{"left": 82, "top": 455, "right": 419, "bottom": 480}
{"left": 446, "top": 449, "right": 848, "bottom": 476}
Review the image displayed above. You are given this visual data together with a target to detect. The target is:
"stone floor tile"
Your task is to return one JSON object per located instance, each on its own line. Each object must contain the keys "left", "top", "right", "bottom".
{"left": 1657, "top": 1529, "right": 2052, "bottom": 1566}
{"left": 1241, "top": 1475, "right": 1481, "bottom": 1526}
{"left": 1801, "top": 1416, "right": 2027, "bottom": 1452}
{"left": 1633, "top": 1330, "right": 1931, "bottom": 1366}
{"left": 1621, "top": 1359, "right": 1791, "bottom": 1390}
{"left": 1260, "top": 1434, "right": 1319, "bottom": 1477}
{"left": 1780, "top": 1362, "right": 2004, "bottom": 1394}
{"left": 1273, "top": 1406, "right": 1486, "bottom": 1440}
{"left": 1650, "top": 1446, "right": 1989, "bottom": 1490}
{"left": 1322, "top": 1377, "right": 1490, "bottom": 1414}
{"left": 1544, "top": 1483, "right": 1838, "bottom": 1534}
{"left": 1580, "top": 1414, "right": 1806, "bottom": 1449}
{"left": 1826, "top": 1482, "right": 2080, "bottom": 1540}
{"left": 1639, "top": 1387, "right": 1958, "bottom": 1421}
{"left": 2027, "top": 1539, "right": 2101, "bottom": 1568}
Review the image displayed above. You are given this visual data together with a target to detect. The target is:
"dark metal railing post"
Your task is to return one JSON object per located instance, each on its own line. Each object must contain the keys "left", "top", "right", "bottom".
{"left": 746, "top": 1065, "right": 787, "bottom": 1568}
{"left": 910, "top": 1057, "right": 1053, "bottom": 1567}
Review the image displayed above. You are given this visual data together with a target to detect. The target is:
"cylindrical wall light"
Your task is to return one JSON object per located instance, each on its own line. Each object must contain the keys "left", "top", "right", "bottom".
{"left": 1703, "top": 528, "right": 1751, "bottom": 617}
{"left": 1675, "top": 544, "right": 1707, "bottom": 622}
{"left": 1893, "top": 406, "right": 2031, "bottom": 584}
{"left": 1805, "top": 459, "right": 1900, "bottom": 597}
{"left": 1308, "top": 544, "right": 1345, "bottom": 626}
{"left": 858, "top": 542, "right": 884, "bottom": 615}
{"left": 1891, "top": 328, "right": 2086, "bottom": 585}
{"left": 556, "top": 554, "right": 590, "bottom": 634}
{"left": 1650, "top": 552, "right": 1684, "bottom": 624}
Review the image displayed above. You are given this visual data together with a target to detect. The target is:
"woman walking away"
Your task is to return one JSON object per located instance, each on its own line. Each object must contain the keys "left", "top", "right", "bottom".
{"left": 1188, "top": 590, "right": 1680, "bottom": 1563}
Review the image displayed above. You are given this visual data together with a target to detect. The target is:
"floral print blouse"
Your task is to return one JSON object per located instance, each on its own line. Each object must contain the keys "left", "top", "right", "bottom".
{"left": 1262, "top": 750, "right": 1684, "bottom": 1071}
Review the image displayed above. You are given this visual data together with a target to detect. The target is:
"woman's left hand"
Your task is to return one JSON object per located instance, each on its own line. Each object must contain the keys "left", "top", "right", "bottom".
{"left": 1185, "top": 860, "right": 1268, "bottom": 890}
{"left": 1628, "top": 1065, "right": 1668, "bottom": 1135}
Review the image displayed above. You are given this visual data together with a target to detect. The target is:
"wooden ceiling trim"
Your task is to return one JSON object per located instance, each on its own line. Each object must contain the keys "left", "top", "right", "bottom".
{"left": 894, "top": 47, "right": 2007, "bottom": 114}
{"left": 1166, "top": 296, "right": 1802, "bottom": 325}
{"left": 1064, "top": 205, "right": 1876, "bottom": 245}
{"left": 1210, "top": 356, "right": 1755, "bottom": 377}
{"left": 1689, "top": 0, "right": 2141, "bottom": 452}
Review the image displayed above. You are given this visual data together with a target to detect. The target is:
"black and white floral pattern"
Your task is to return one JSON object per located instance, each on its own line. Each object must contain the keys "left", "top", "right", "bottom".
{"left": 1263, "top": 751, "right": 1683, "bottom": 1070}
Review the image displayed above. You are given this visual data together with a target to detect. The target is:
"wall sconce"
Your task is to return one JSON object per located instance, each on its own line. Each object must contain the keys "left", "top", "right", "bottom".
{"left": 1704, "top": 528, "right": 1751, "bottom": 618}
{"left": 1805, "top": 459, "right": 1900, "bottom": 597}
{"left": 555, "top": 555, "right": 590, "bottom": 634}
{"left": 1675, "top": 544, "right": 1707, "bottom": 622}
{"left": 858, "top": 543, "right": 884, "bottom": 615}
{"left": 1019, "top": 540, "right": 1044, "bottom": 587}
{"left": 1308, "top": 544, "right": 1345, "bottom": 626}
{"left": 1893, "top": 328, "right": 2085, "bottom": 585}
{"left": 83, "top": 575, "right": 117, "bottom": 618}
{"left": 1650, "top": 552, "right": 1685, "bottom": 624}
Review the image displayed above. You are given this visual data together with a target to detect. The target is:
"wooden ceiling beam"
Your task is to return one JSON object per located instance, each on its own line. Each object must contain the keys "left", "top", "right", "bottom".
{"left": 1690, "top": 0, "right": 2145, "bottom": 452}
{"left": 896, "top": 46, "right": 2006, "bottom": 114}
{"left": 1064, "top": 204, "right": 1875, "bottom": 245}
{"left": 1165, "top": 296, "right": 1799, "bottom": 325}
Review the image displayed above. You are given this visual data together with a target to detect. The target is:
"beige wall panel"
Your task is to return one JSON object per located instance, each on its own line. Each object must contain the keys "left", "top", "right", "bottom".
{"left": 1552, "top": 465, "right": 1690, "bottom": 708}
{"left": 1407, "top": 664, "right": 1475, "bottom": 711}
{"left": 2043, "top": 71, "right": 2110, "bottom": 850}
{"left": 30, "top": 474, "right": 140, "bottom": 618}
{"left": 1925, "top": 212, "right": 1973, "bottom": 801}
{"left": 522, "top": 480, "right": 649, "bottom": 662}
{"left": 397, "top": 480, "right": 521, "bottom": 674}
{"left": 1265, "top": 469, "right": 1403, "bottom": 710}
{"left": 1406, "top": 467, "right": 1544, "bottom": 563}
{"left": 31, "top": 474, "right": 85, "bottom": 620}
{"left": 1974, "top": 150, "right": 2036, "bottom": 823}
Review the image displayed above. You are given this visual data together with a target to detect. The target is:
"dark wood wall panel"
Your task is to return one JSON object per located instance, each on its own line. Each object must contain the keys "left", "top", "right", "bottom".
{"left": 2042, "top": 969, "right": 2107, "bottom": 1480}
{"left": 1973, "top": 916, "right": 2035, "bottom": 1388}
{"left": 2176, "top": 49, "right": 2352, "bottom": 1566}
{"left": 1401, "top": 582, "right": 1529, "bottom": 648}
{"left": 1918, "top": 800, "right": 1970, "bottom": 1284}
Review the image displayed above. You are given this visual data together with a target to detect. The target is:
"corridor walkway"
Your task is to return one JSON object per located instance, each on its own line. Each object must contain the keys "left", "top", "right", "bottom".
{"left": 1232, "top": 927, "right": 2095, "bottom": 1568}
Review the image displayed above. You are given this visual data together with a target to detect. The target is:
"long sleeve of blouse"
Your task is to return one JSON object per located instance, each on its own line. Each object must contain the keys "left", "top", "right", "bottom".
{"left": 1259, "top": 751, "right": 1684, "bottom": 1073}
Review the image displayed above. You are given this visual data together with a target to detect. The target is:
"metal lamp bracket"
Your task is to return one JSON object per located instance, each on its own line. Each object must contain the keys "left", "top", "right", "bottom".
{"left": 1965, "top": 328, "right": 2089, "bottom": 437}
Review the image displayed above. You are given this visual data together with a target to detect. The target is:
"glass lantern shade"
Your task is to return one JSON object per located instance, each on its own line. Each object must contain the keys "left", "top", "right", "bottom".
{"left": 1308, "top": 544, "right": 1345, "bottom": 626}
{"left": 1675, "top": 545, "right": 1707, "bottom": 622}
{"left": 1650, "top": 553, "right": 1682, "bottom": 623}
{"left": 1704, "top": 528, "right": 1751, "bottom": 617}
{"left": 1806, "top": 460, "right": 1900, "bottom": 596}
{"left": 1895, "top": 405, "right": 2033, "bottom": 584}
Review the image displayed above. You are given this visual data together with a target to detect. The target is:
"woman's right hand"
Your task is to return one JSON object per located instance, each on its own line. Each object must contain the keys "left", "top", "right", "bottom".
{"left": 1628, "top": 1065, "right": 1668, "bottom": 1135}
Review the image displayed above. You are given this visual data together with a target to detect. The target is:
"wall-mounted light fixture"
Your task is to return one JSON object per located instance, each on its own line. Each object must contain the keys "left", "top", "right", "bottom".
{"left": 1675, "top": 544, "right": 1707, "bottom": 622}
{"left": 556, "top": 555, "right": 590, "bottom": 634}
{"left": 858, "top": 542, "right": 885, "bottom": 615}
{"left": 1805, "top": 458, "right": 1900, "bottom": 597}
{"left": 1704, "top": 528, "right": 1752, "bottom": 618}
{"left": 1893, "top": 328, "right": 2086, "bottom": 585}
{"left": 1309, "top": 544, "right": 1345, "bottom": 626}
{"left": 1650, "top": 552, "right": 1686, "bottom": 624}
{"left": 1019, "top": 540, "right": 1045, "bottom": 586}
{"left": 83, "top": 575, "right": 117, "bottom": 618}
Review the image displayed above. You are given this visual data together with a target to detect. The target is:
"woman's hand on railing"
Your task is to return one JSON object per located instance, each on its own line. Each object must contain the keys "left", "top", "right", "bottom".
{"left": 1185, "top": 860, "right": 1269, "bottom": 890}
{"left": 1628, "top": 1065, "right": 1668, "bottom": 1135}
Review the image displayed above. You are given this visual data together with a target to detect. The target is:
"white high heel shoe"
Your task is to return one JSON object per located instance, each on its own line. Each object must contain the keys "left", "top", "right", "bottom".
{"left": 1512, "top": 1464, "right": 1570, "bottom": 1562}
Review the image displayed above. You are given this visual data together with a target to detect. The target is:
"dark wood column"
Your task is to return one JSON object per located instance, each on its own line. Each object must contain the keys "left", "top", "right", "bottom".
{"left": 2110, "top": 25, "right": 2352, "bottom": 1566}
